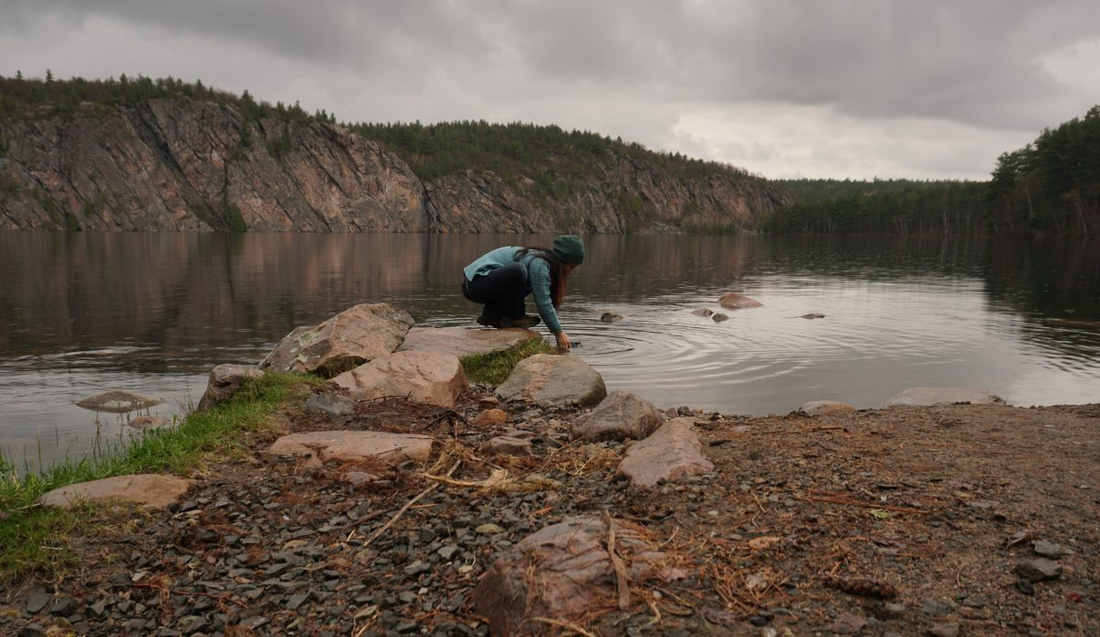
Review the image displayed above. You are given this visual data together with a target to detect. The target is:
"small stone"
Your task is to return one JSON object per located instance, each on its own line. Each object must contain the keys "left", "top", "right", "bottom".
{"left": 481, "top": 436, "right": 532, "bottom": 457}
{"left": 475, "top": 524, "right": 505, "bottom": 535}
{"left": 1016, "top": 578, "right": 1035, "bottom": 595}
{"left": 25, "top": 591, "right": 50, "bottom": 614}
{"left": 828, "top": 613, "right": 866, "bottom": 634}
{"left": 711, "top": 313, "right": 729, "bottom": 322}
{"left": 48, "top": 597, "right": 78, "bottom": 617}
{"left": 344, "top": 471, "right": 379, "bottom": 486}
{"left": 1016, "top": 558, "right": 1062, "bottom": 582}
{"left": 1032, "top": 540, "right": 1063, "bottom": 559}
{"left": 928, "top": 623, "right": 960, "bottom": 637}
{"left": 883, "top": 602, "right": 906, "bottom": 616}
{"left": 304, "top": 394, "right": 356, "bottom": 417}
{"left": 471, "top": 409, "right": 508, "bottom": 428}
{"left": 922, "top": 600, "right": 953, "bottom": 616}
{"left": 287, "top": 592, "right": 311, "bottom": 611}
{"left": 177, "top": 615, "right": 207, "bottom": 633}
{"left": 438, "top": 545, "right": 460, "bottom": 560}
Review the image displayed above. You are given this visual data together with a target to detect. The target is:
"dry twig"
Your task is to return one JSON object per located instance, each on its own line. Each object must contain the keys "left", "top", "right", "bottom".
{"left": 603, "top": 511, "right": 631, "bottom": 611}
{"left": 362, "top": 460, "right": 461, "bottom": 546}
{"left": 795, "top": 494, "right": 929, "bottom": 515}
{"left": 531, "top": 617, "right": 598, "bottom": 637}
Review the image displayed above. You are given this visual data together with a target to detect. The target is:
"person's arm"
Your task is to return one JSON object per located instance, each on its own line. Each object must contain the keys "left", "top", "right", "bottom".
{"left": 528, "top": 258, "right": 565, "bottom": 337}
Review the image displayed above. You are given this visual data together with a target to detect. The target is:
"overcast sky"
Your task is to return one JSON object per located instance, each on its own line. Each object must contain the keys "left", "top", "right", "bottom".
{"left": 2, "top": 1, "right": 1099, "bottom": 180}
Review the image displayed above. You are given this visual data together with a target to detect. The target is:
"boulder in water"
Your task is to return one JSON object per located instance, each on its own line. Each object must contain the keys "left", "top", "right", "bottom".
{"left": 718, "top": 292, "right": 763, "bottom": 310}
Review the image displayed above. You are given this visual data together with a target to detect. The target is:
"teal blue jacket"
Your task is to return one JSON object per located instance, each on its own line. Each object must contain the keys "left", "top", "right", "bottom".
{"left": 463, "top": 246, "right": 563, "bottom": 333}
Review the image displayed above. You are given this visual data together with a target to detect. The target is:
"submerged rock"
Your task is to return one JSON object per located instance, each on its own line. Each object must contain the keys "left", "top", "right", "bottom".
{"left": 712, "top": 313, "right": 730, "bottom": 322}
{"left": 38, "top": 475, "right": 193, "bottom": 509}
{"left": 691, "top": 308, "right": 714, "bottom": 317}
{"left": 599, "top": 312, "right": 624, "bottom": 323}
{"left": 260, "top": 303, "right": 414, "bottom": 377}
{"left": 125, "top": 416, "right": 172, "bottom": 430}
{"left": 718, "top": 292, "right": 763, "bottom": 310}
{"left": 76, "top": 391, "right": 163, "bottom": 414}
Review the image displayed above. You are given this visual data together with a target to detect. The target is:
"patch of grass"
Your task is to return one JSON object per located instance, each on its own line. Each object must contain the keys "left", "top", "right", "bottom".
{"left": 460, "top": 337, "right": 555, "bottom": 386}
{"left": 0, "top": 372, "right": 318, "bottom": 580}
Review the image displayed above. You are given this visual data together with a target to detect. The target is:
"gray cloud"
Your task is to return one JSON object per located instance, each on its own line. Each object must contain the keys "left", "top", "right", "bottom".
{"left": 1, "top": 0, "right": 1099, "bottom": 178}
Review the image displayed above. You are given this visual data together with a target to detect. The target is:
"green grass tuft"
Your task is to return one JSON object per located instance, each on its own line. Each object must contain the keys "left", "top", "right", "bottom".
{"left": 460, "top": 337, "right": 555, "bottom": 386}
{"left": 0, "top": 372, "right": 318, "bottom": 580}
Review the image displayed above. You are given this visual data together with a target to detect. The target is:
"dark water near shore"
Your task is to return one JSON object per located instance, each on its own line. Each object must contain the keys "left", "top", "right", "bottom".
{"left": 2, "top": 232, "right": 1099, "bottom": 471}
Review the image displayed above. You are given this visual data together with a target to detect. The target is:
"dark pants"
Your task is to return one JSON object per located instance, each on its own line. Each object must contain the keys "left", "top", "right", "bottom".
{"left": 461, "top": 262, "right": 528, "bottom": 321}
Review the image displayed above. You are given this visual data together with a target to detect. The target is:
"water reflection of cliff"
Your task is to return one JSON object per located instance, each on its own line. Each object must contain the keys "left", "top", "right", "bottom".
{"left": 1, "top": 233, "right": 1097, "bottom": 368}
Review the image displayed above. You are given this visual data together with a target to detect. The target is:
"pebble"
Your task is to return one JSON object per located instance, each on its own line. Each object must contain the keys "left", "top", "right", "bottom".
{"left": 24, "top": 591, "right": 50, "bottom": 614}
{"left": 48, "top": 597, "right": 78, "bottom": 617}
{"left": 922, "top": 600, "right": 953, "bottom": 616}
{"left": 1032, "top": 540, "right": 1063, "bottom": 559}
{"left": 1016, "top": 558, "right": 1063, "bottom": 582}
{"left": 474, "top": 523, "right": 505, "bottom": 535}
{"left": 928, "top": 623, "right": 960, "bottom": 637}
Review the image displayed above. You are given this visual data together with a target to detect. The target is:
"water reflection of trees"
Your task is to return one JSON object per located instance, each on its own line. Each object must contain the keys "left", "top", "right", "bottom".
{"left": 1, "top": 233, "right": 1096, "bottom": 368}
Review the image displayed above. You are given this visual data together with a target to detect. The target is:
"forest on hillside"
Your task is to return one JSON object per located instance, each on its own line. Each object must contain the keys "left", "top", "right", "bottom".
{"left": 0, "top": 74, "right": 755, "bottom": 193}
{"left": 764, "top": 107, "right": 1100, "bottom": 237}
{"left": 3, "top": 75, "right": 1096, "bottom": 237}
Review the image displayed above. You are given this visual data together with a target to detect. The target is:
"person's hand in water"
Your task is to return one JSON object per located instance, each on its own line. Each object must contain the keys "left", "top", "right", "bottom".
{"left": 555, "top": 331, "right": 572, "bottom": 350}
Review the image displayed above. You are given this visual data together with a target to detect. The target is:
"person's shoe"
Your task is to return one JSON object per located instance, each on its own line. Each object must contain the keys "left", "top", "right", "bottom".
{"left": 476, "top": 309, "right": 501, "bottom": 328}
{"left": 500, "top": 315, "right": 541, "bottom": 328}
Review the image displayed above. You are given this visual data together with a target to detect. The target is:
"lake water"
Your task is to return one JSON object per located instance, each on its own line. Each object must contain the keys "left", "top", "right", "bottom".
{"left": 2, "top": 232, "right": 1098, "bottom": 471}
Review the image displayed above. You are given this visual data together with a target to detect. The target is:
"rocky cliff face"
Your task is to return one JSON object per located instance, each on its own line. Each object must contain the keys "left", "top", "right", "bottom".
{"left": 0, "top": 98, "right": 787, "bottom": 232}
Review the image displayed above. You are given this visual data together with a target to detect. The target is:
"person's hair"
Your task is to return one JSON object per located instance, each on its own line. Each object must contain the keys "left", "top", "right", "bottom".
{"left": 515, "top": 246, "right": 570, "bottom": 308}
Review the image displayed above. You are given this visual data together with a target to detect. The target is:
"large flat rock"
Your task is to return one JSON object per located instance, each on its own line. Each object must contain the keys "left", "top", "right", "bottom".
{"left": 886, "top": 387, "right": 1006, "bottom": 408}
{"left": 268, "top": 430, "right": 433, "bottom": 468}
{"left": 259, "top": 303, "right": 414, "bottom": 378}
{"left": 473, "top": 516, "right": 677, "bottom": 636}
{"left": 397, "top": 326, "right": 540, "bottom": 358}
{"left": 570, "top": 390, "right": 664, "bottom": 442}
{"left": 38, "top": 474, "right": 193, "bottom": 509}
{"left": 618, "top": 417, "right": 714, "bottom": 487}
{"left": 197, "top": 364, "right": 264, "bottom": 411}
{"left": 495, "top": 354, "right": 607, "bottom": 408}
{"left": 331, "top": 350, "right": 467, "bottom": 408}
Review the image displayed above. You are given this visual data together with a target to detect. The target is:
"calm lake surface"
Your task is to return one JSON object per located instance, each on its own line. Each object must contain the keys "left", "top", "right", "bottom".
{"left": 2, "top": 232, "right": 1098, "bottom": 471}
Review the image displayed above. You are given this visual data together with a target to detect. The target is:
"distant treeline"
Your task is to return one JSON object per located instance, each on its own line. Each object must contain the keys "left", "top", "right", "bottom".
{"left": 764, "top": 107, "right": 1100, "bottom": 237}
{"left": 763, "top": 179, "right": 988, "bottom": 235}
{"left": 0, "top": 73, "right": 335, "bottom": 125}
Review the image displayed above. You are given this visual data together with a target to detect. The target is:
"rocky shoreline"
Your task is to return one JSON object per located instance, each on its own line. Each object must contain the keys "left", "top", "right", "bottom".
{"left": 3, "top": 304, "right": 1097, "bottom": 636}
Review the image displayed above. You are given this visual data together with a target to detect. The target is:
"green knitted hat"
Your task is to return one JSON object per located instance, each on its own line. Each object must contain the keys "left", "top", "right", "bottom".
{"left": 551, "top": 235, "right": 585, "bottom": 265}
